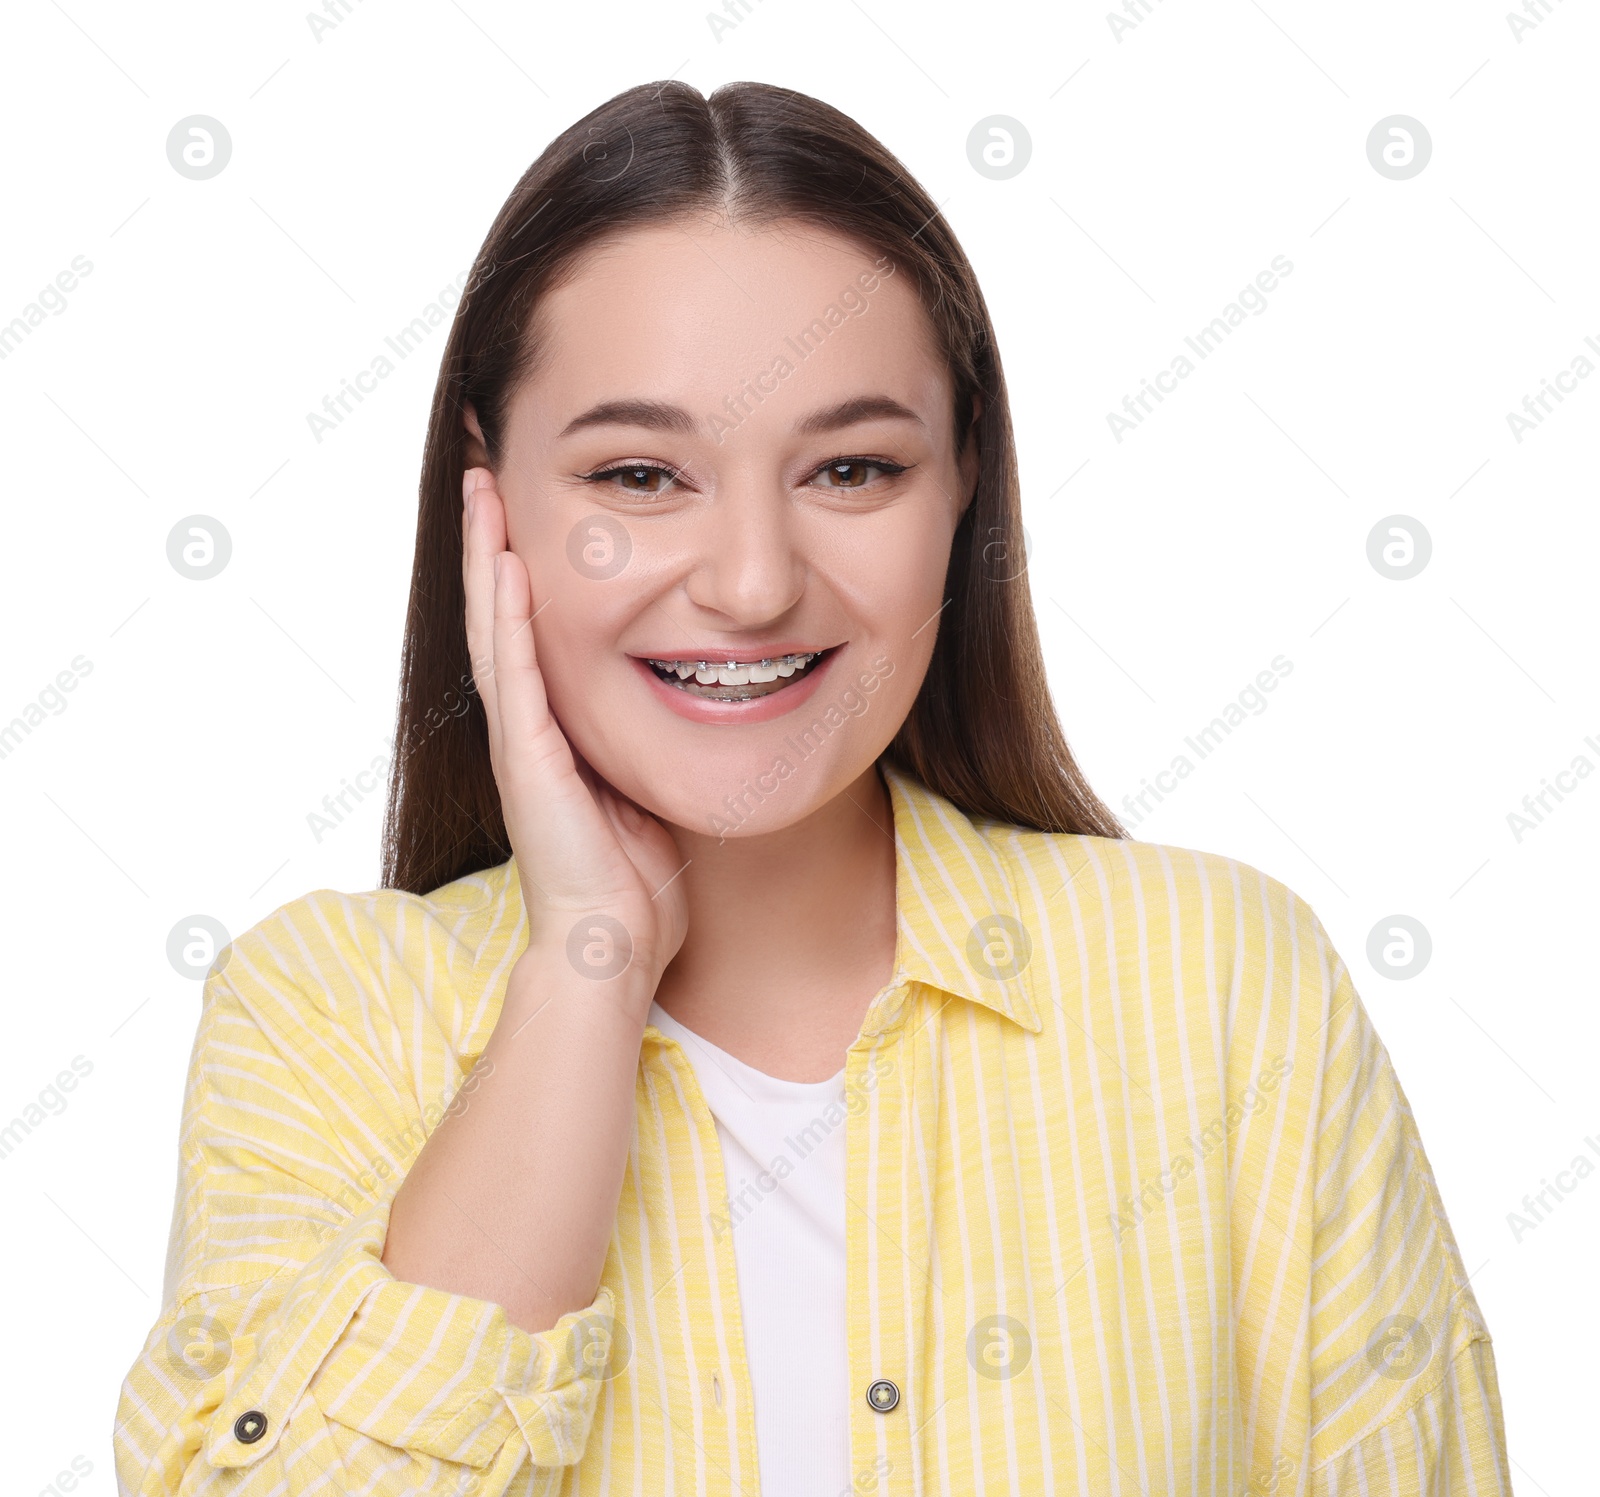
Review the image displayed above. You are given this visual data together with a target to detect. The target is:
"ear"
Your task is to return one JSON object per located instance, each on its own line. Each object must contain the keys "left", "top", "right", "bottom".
{"left": 462, "top": 402, "right": 490, "bottom": 469}
{"left": 957, "top": 391, "right": 983, "bottom": 515}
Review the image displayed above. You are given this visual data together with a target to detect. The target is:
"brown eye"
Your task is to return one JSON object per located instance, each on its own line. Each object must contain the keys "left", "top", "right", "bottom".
{"left": 585, "top": 463, "right": 679, "bottom": 496}
{"left": 616, "top": 466, "right": 669, "bottom": 493}
{"left": 822, "top": 461, "right": 871, "bottom": 488}
{"left": 811, "top": 458, "right": 904, "bottom": 490}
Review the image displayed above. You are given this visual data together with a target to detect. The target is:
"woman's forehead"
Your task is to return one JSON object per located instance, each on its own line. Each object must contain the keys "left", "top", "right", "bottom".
{"left": 516, "top": 220, "right": 948, "bottom": 440}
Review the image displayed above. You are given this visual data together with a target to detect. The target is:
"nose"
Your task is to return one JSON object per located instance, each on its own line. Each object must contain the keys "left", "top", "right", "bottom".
{"left": 679, "top": 478, "right": 805, "bottom": 628}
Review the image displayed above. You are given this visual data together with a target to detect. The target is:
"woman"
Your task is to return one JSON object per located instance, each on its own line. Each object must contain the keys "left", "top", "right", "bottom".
{"left": 114, "top": 80, "right": 1511, "bottom": 1495}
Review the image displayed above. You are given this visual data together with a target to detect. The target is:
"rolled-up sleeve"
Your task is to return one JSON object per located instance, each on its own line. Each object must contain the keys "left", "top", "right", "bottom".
{"left": 114, "top": 911, "right": 618, "bottom": 1493}
{"left": 1298, "top": 912, "right": 1513, "bottom": 1496}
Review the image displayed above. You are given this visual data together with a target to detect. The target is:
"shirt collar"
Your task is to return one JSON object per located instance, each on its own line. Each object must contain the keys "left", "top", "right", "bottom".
{"left": 877, "top": 760, "right": 1044, "bottom": 1037}
{"left": 489, "top": 762, "right": 1047, "bottom": 1040}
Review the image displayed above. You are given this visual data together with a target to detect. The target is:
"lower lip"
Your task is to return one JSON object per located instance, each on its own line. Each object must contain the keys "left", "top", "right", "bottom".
{"left": 630, "top": 651, "right": 840, "bottom": 725}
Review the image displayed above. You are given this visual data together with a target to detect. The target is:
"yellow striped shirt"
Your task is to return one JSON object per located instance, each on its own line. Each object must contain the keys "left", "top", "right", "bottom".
{"left": 114, "top": 762, "right": 1512, "bottom": 1494}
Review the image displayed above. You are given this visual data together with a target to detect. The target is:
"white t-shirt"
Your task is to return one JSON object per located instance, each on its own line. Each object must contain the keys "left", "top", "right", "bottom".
{"left": 647, "top": 1001, "right": 850, "bottom": 1497}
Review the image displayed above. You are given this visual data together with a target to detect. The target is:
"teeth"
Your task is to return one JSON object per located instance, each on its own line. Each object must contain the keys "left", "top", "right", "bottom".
{"left": 645, "top": 651, "right": 819, "bottom": 677}
{"left": 639, "top": 650, "right": 827, "bottom": 696}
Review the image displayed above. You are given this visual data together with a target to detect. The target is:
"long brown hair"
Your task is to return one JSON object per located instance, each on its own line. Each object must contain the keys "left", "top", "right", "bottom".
{"left": 379, "top": 79, "right": 1126, "bottom": 896}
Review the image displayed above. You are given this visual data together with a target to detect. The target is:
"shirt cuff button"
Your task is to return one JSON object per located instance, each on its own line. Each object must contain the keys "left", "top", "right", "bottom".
{"left": 233, "top": 1410, "right": 269, "bottom": 1444}
{"left": 866, "top": 1378, "right": 900, "bottom": 1412}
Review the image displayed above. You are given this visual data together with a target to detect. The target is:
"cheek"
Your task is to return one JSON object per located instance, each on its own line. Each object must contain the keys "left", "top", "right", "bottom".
{"left": 837, "top": 517, "right": 954, "bottom": 642}
{"left": 516, "top": 547, "right": 632, "bottom": 729}
{"left": 833, "top": 553, "right": 946, "bottom": 721}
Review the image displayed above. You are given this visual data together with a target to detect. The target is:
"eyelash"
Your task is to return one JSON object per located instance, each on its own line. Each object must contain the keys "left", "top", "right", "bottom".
{"left": 578, "top": 455, "right": 911, "bottom": 496}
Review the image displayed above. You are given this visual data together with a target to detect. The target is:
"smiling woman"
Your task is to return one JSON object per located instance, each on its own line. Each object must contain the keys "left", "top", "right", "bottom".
{"left": 114, "top": 80, "right": 1511, "bottom": 1496}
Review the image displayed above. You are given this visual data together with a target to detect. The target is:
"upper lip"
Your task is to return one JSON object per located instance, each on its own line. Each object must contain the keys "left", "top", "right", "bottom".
{"left": 632, "top": 642, "right": 840, "bottom": 664}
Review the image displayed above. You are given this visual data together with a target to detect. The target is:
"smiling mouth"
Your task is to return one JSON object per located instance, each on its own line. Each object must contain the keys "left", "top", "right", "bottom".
{"left": 641, "top": 648, "right": 834, "bottom": 701}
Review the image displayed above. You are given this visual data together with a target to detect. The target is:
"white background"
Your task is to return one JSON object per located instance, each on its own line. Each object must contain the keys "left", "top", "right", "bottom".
{"left": 1, "top": 0, "right": 1594, "bottom": 1491}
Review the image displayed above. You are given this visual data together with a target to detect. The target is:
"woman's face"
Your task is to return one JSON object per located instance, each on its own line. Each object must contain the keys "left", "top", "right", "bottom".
{"left": 484, "top": 216, "right": 977, "bottom": 839}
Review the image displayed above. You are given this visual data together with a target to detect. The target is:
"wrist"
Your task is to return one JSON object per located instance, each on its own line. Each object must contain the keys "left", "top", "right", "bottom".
{"left": 509, "top": 939, "right": 662, "bottom": 1022}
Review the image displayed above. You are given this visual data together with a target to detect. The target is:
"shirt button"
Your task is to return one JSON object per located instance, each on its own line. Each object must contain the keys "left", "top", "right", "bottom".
{"left": 233, "top": 1410, "right": 268, "bottom": 1443}
{"left": 866, "top": 1378, "right": 900, "bottom": 1412}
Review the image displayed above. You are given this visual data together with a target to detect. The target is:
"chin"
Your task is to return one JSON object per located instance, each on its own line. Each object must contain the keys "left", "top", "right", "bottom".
{"left": 602, "top": 743, "right": 868, "bottom": 843}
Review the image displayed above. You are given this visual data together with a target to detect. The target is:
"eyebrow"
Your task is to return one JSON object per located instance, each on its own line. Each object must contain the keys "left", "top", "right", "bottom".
{"left": 556, "top": 394, "right": 925, "bottom": 440}
{"left": 796, "top": 395, "right": 925, "bottom": 436}
{"left": 558, "top": 399, "right": 696, "bottom": 439}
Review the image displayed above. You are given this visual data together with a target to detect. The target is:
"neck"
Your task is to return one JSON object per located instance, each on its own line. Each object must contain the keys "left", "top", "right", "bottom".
{"left": 651, "top": 761, "right": 899, "bottom": 1077}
